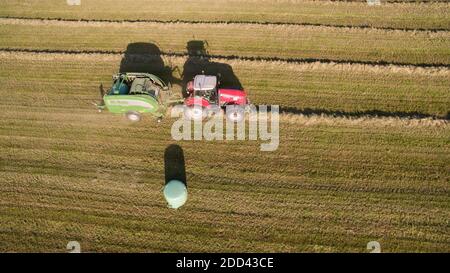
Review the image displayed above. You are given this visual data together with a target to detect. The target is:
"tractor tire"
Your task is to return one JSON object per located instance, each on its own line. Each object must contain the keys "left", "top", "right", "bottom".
{"left": 226, "top": 105, "right": 245, "bottom": 123}
{"left": 184, "top": 106, "right": 205, "bottom": 121}
{"left": 126, "top": 111, "right": 142, "bottom": 122}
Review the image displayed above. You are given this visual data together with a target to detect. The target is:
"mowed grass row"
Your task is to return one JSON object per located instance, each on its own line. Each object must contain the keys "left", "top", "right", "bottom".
{"left": 0, "top": 0, "right": 449, "bottom": 30}
{"left": 1, "top": 53, "right": 449, "bottom": 118}
{"left": 1, "top": 19, "right": 449, "bottom": 65}
{"left": 0, "top": 57, "right": 449, "bottom": 252}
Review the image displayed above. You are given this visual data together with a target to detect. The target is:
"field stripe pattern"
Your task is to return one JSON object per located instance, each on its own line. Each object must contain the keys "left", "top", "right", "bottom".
{"left": 0, "top": 0, "right": 449, "bottom": 253}
{"left": 1, "top": 18, "right": 449, "bottom": 66}
{"left": 0, "top": 0, "right": 449, "bottom": 30}
{"left": 0, "top": 53, "right": 448, "bottom": 252}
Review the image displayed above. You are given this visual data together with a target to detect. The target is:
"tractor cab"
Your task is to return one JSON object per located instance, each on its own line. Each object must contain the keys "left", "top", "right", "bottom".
{"left": 187, "top": 75, "right": 218, "bottom": 103}
{"left": 184, "top": 74, "right": 251, "bottom": 122}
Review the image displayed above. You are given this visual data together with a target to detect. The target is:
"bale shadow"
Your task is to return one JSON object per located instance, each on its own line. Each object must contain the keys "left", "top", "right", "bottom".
{"left": 164, "top": 144, "right": 187, "bottom": 187}
{"left": 119, "top": 42, "right": 174, "bottom": 85}
{"left": 181, "top": 40, "right": 243, "bottom": 97}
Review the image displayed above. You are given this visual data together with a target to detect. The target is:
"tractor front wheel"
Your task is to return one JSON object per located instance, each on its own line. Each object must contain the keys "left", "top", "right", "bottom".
{"left": 126, "top": 111, "right": 142, "bottom": 122}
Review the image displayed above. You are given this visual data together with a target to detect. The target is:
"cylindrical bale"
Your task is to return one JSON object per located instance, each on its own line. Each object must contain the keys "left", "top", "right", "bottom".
{"left": 164, "top": 180, "right": 187, "bottom": 209}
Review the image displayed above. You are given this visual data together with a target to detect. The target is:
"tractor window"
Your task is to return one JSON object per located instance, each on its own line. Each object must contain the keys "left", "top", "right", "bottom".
{"left": 195, "top": 88, "right": 217, "bottom": 102}
{"left": 194, "top": 90, "right": 204, "bottom": 97}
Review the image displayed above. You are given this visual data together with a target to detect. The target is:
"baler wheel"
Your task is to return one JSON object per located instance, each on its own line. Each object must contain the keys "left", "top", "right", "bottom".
{"left": 125, "top": 111, "right": 142, "bottom": 122}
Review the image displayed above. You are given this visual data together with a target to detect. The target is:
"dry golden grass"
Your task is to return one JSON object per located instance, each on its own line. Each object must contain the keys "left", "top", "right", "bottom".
{"left": 0, "top": 53, "right": 449, "bottom": 252}
{"left": 1, "top": 18, "right": 449, "bottom": 65}
{"left": 0, "top": 0, "right": 448, "bottom": 29}
{"left": 2, "top": 51, "right": 449, "bottom": 76}
{"left": 2, "top": 18, "right": 449, "bottom": 38}
{"left": 0, "top": 1, "right": 449, "bottom": 252}
{"left": 1, "top": 107, "right": 449, "bottom": 252}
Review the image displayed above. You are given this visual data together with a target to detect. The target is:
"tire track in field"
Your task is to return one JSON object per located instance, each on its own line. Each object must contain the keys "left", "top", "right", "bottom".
{"left": 1, "top": 15, "right": 448, "bottom": 33}
{"left": 1, "top": 105, "right": 448, "bottom": 127}
{"left": 1, "top": 47, "right": 449, "bottom": 69}
{"left": 324, "top": 0, "right": 448, "bottom": 2}
{"left": 326, "top": 0, "right": 448, "bottom": 2}
{"left": 279, "top": 107, "right": 449, "bottom": 122}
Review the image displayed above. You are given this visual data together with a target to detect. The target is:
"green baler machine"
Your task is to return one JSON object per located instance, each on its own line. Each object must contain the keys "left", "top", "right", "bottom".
{"left": 98, "top": 72, "right": 181, "bottom": 122}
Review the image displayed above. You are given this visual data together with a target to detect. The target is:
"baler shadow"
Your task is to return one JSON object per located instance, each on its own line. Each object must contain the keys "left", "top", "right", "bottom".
{"left": 119, "top": 42, "right": 175, "bottom": 85}
{"left": 164, "top": 144, "right": 187, "bottom": 187}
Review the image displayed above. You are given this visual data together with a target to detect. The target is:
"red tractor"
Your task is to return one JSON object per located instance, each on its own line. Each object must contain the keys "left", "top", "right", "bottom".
{"left": 183, "top": 74, "right": 250, "bottom": 121}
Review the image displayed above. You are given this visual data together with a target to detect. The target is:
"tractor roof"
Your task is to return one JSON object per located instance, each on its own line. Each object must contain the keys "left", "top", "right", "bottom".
{"left": 194, "top": 75, "right": 217, "bottom": 91}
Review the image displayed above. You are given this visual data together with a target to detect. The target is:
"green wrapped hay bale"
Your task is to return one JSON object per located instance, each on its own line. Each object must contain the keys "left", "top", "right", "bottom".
{"left": 164, "top": 180, "right": 187, "bottom": 209}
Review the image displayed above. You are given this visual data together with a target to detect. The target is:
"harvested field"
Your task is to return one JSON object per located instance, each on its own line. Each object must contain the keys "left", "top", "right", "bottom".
{"left": 0, "top": 0, "right": 449, "bottom": 30}
{"left": 1, "top": 18, "right": 449, "bottom": 65}
{"left": 0, "top": 0, "right": 449, "bottom": 253}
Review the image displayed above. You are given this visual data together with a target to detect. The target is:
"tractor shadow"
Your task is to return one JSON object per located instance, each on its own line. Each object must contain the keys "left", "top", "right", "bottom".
{"left": 164, "top": 144, "right": 187, "bottom": 187}
{"left": 119, "top": 42, "right": 175, "bottom": 85}
{"left": 181, "top": 40, "right": 243, "bottom": 97}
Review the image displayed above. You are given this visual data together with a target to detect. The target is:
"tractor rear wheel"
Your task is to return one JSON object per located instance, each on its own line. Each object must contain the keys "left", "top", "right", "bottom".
{"left": 226, "top": 105, "right": 245, "bottom": 122}
{"left": 184, "top": 106, "right": 205, "bottom": 121}
{"left": 126, "top": 111, "right": 142, "bottom": 122}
